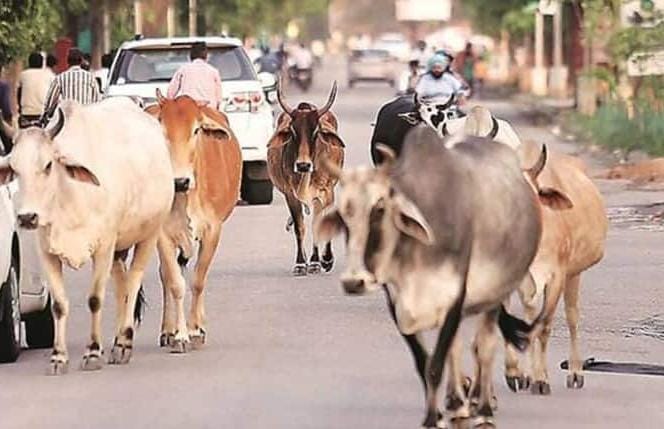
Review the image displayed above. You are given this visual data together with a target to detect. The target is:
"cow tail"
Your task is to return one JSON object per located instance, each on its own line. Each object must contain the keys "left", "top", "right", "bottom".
{"left": 134, "top": 285, "right": 147, "bottom": 326}
{"left": 499, "top": 278, "right": 550, "bottom": 352}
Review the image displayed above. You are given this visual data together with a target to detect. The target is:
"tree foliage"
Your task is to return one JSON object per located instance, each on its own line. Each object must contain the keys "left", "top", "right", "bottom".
{"left": 0, "top": 0, "right": 62, "bottom": 65}
{"left": 461, "top": 0, "right": 532, "bottom": 36}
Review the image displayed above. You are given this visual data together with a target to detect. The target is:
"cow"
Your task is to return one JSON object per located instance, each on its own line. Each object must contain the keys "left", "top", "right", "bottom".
{"left": 370, "top": 96, "right": 522, "bottom": 164}
{"left": 315, "top": 128, "right": 568, "bottom": 428}
{"left": 504, "top": 140, "right": 608, "bottom": 395}
{"left": 0, "top": 97, "right": 174, "bottom": 374}
{"left": 267, "top": 81, "right": 344, "bottom": 276}
{"left": 146, "top": 90, "right": 242, "bottom": 348}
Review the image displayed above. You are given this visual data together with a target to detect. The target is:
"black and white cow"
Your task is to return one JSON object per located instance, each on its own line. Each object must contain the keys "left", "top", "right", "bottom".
{"left": 370, "top": 95, "right": 522, "bottom": 165}
{"left": 318, "top": 128, "right": 564, "bottom": 428}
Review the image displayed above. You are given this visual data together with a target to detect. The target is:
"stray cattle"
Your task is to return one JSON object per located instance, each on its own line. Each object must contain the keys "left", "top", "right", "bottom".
{"left": 602, "top": 158, "right": 664, "bottom": 183}
{"left": 267, "top": 81, "right": 344, "bottom": 276}
{"left": 370, "top": 96, "right": 522, "bottom": 165}
{"left": 146, "top": 90, "right": 242, "bottom": 347}
{"left": 0, "top": 98, "right": 174, "bottom": 374}
{"left": 316, "top": 128, "right": 565, "bottom": 428}
{"left": 504, "top": 140, "right": 608, "bottom": 394}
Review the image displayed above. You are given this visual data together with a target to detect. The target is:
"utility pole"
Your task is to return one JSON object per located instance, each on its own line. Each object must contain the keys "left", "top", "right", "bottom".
{"left": 167, "top": 0, "right": 176, "bottom": 37}
{"left": 134, "top": 0, "right": 143, "bottom": 36}
{"left": 189, "top": 0, "right": 197, "bottom": 37}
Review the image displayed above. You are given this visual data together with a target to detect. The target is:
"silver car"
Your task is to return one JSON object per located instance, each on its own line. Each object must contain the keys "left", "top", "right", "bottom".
{"left": 347, "top": 49, "right": 399, "bottom": 88}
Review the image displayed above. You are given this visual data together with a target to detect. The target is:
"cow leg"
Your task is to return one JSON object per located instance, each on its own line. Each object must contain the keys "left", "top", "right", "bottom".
{"left": 446, "top": 335, "right": 471, "bottom": 426}
{"left": 564, "top": 274, "right": 584, "bottom": 389}
{"left": 422, "top": 296, "right": 465, "bottom": 428}
{"left": 471, "top": 310, "right": 500, "bottom": 428}
{"left": 81, "top": 242, "right": 114, "bottom": 371}
{"left": 40, "top": 249, "right": 69, "bottom": 375}
{"left": 157, "top": 234, "right": 189, "bottom": 352}
{"left": 189, "top": 222, "right": 222, "bottom": 346}
{"left": 531, "top": 271, "right": 565, "bottom": 395}
{"left": 504, "top": 276, "right": 537, "bottom": 392}
{"left": 286, "top": 194, "right": 307, "bottom": 276}
{"left": 308, "top": 197, "right": 326, "bottom": 275}
{"left": 109, "top": 236, "right": 157, "bottom": 365}
{"left": 320, "top": 193, "right": 335, "bottom": 273}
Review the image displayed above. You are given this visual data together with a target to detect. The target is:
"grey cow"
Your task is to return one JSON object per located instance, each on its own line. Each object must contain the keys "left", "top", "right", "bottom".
{"left": 317, "top": 127, "right": 567, "bottom": 428}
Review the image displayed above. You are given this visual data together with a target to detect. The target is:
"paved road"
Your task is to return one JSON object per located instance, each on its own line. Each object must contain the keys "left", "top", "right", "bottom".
{"left": 3, "top": 58, "right": 664, "bottom": 428}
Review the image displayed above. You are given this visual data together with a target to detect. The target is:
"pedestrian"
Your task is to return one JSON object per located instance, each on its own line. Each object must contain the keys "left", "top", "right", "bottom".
{"left": 473, "top": 52, "right": 488, "bottom": 99}
{"left": 0, "top": 64, "right": 14, "bottom": 153}
{"left": 455, "top": 42, "right": 476, "bottom": 97}
{"left": 167, "top": 42, "right": 223, "bottom": 110}
{"left": 42, "top": 48, "right": 102, "bottom": 122}
{"left": 46, "top": 53, "right": 58, "bottom": 73}
{"left": 17, "top": 52, "right": 54, "bottom": 128}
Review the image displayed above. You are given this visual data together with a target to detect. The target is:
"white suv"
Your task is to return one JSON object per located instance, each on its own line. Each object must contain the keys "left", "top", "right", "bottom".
{"left": 105, "top": 36, "right": 276, "bottom": 204}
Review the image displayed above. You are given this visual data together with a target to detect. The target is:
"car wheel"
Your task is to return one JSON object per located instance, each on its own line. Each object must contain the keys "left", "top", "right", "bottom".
{"left": 242, "top": 179, "right": 274, "bottom": 205}
{"left": 24, "top": 296, "right": 54, "bottom": 349}
{"left": 0, "top": 253, "right": 21, "bottom": 363}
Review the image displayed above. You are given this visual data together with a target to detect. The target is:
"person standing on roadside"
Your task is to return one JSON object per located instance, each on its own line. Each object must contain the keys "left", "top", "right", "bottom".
{"left": 455, "top": 42, "right": 476, "bottom": 97}
{"left": 42, "top": 48, "right": 102, "bottom": 122}
{"left": 17, "top": 52, "right": 54, "bottom": 128}
{"left": 167, "top": 42, "right": 223, "bottom": 110}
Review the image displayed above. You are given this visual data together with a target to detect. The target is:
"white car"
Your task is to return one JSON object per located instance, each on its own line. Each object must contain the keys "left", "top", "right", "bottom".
{"left": 0, "top": 182, "right": 52, "bottom": 363}
{"left": 105, "top": 36, "right": 277, "bottom": 205}
{"left": 373, "top": 33, "right": 411, "bottom": 62}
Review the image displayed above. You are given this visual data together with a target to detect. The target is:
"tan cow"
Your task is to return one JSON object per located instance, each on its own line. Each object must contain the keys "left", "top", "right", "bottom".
{"left": 504, "top": 140, "right": 608, "bottom": 394}
{"left": 146, "top": 91, "right": 242, "bottom": 348}
{"left": 267, "top": 81, "right": 344, "bottom": 276}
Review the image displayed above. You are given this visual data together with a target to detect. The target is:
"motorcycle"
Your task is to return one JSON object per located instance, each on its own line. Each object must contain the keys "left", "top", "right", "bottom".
{"left": 288, "top": 66, "right": 313, "bottom": 92}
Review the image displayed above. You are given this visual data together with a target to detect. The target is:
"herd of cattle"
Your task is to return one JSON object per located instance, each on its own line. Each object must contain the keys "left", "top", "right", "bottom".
{"left": 0, "top": 81, "right": 608, "bottom": 428}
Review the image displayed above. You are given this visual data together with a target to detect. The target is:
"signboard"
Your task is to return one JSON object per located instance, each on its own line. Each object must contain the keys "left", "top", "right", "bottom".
{"left": 628, "top": 49, "right": 664, "bottom": 76}
{"left": 538, "top": 0, "right": 559, "bottom": 15}
{"left": 395, "top": 0, "right": 451, "bottom": 22}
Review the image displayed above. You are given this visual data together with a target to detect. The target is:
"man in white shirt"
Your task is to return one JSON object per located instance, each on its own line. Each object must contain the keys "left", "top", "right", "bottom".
{"left": 17, "top": 52, "right": 54, "bottom": 128}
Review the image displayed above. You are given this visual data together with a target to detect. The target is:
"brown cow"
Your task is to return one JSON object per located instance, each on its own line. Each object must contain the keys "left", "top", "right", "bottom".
{"left": 505, "top": 141, "right": 608, "bottom": 394}
{"left": 267, "top": 81, "right": 345, "bottom": 276}
{"left": 146, "top": 90, "right": 242, "bottom": 348}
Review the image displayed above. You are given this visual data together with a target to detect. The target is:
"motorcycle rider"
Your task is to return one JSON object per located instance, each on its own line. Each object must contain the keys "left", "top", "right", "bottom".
{"left": 415, "top": 52, "right": 469, "bottom": 102}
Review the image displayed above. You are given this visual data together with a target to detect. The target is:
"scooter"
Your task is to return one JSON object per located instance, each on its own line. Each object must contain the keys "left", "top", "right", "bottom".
{"left": 288, "top": 66, "right": 313, "bottom": 92}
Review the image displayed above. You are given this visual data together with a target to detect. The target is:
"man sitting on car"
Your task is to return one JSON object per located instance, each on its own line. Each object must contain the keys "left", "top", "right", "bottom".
{"left": 167, "top": 42, "right": 223, "bottom": 110}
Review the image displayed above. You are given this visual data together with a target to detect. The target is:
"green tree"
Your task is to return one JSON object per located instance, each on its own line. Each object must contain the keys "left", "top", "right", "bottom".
{"left": 0, "top": 0, "right": 62, "bottom": 65}
{"left": 461, "top": 0, "right": 532, "bottom": 37}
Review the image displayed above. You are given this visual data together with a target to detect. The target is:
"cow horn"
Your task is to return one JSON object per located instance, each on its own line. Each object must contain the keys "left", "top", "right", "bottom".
{"left": 156, "top": 88, "right": 167, "bottom": 105}
{"left": 277, "top": 78, "right": 294, "bottom": 116}
{"left": 317, "top": 81, "right": 338, "bottom": 117}
{"left": 46, "top": 108, "right": 65, "bottom": 140}
{"left": 527, "top": 144, "right": 547, "bottom": 180}
{"left": 375, "top": 143, "right": 396, "bottom": 172}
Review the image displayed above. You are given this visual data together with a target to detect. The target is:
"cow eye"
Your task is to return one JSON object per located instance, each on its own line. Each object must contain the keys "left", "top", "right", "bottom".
{"left": 44, "top": 161, "right": 52, "bottom": 174}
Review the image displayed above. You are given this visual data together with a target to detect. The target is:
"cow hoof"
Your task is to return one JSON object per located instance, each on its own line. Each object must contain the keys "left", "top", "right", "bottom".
{"left": 48, "top": 358, "right": 69, "bottom": 376}
{"left": 189, "top": 328, "right": 206, "bottom": 348}
{"left": 530, "top": 380, "right": 551, "bottom": 395}
{"left": 108, "top": 343, "right": 132, "bottom": 365}
{"left": 506, "top": 374, "right": 530, "bottom": 392}
{"left": 567, "top": 373, "right": 585, "bottom": 389}
{"left": 321, "top": 257, "right": 334, "bottom": 272}
{"left": 80, "top": 351, "right": 103, "bottom": 371}
{"left": 159, "top": 332, "right": 175, "bottom": 347}
{"left": 307, "top": 262, "right": 322, "bottom": 275}
{"left": 170, "top": 338, "right": 189, "bottom": 354}
{"left": 293, "top": 264, "right": 308, "bottom": 276}
{"left": 473, "top": 416, "right": 496, "bottom": 429}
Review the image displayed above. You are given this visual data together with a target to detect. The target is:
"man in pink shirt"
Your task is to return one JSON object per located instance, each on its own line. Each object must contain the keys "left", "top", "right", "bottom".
{"left": 167, "top": 42, "right": 223, "bottom": 110}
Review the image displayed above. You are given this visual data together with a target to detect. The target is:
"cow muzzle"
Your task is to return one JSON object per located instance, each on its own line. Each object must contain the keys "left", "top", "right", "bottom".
{"left": 17, "top": 212, "right": 39, "bottom": 230}
{"left": 174, "top": 177, "right": 191, "bottom": 193}
{"left": 294, "top": 161, "right": 314, "bottom": 174}
{"left": 340, "top": 270, "right": 377, "bottom": 296}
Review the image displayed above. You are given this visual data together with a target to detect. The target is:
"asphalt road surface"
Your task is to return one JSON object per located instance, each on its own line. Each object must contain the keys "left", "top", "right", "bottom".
{"left": 3, "top": 58, "right": 664, "bottom": 429}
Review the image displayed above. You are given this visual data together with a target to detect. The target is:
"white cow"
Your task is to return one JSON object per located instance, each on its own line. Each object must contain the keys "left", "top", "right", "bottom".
{"left": 0, "top": 97, "right": 175, "bottom": 375}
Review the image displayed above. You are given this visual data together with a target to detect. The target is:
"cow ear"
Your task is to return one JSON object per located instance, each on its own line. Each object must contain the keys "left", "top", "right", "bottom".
{"left": 57, "top": 157, "right": 100, "bottom": 186}
{"left": 392, "top": 192, "right": 434, "bottom": 245}
{"left": 398, "top": 112, "right": 420, "bottom": 126}
{"left": 0, "top": 157, "right": 15, "bottom": 185}
{"left": 197, "top": 106, "right": 232, "bottom": 139}
{"left": 144, "top": 103, "right": 161, "bottom": 118}
{"left": 538, "top": 187, "right": 573, "bottom": 210}
{"left": 315, "top": 207, "right": 346, "bottom": 244}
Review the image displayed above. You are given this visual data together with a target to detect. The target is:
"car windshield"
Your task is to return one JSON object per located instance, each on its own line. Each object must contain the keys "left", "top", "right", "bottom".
{"left": 110, "top": 46, "right": 256, "bottom": 84}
